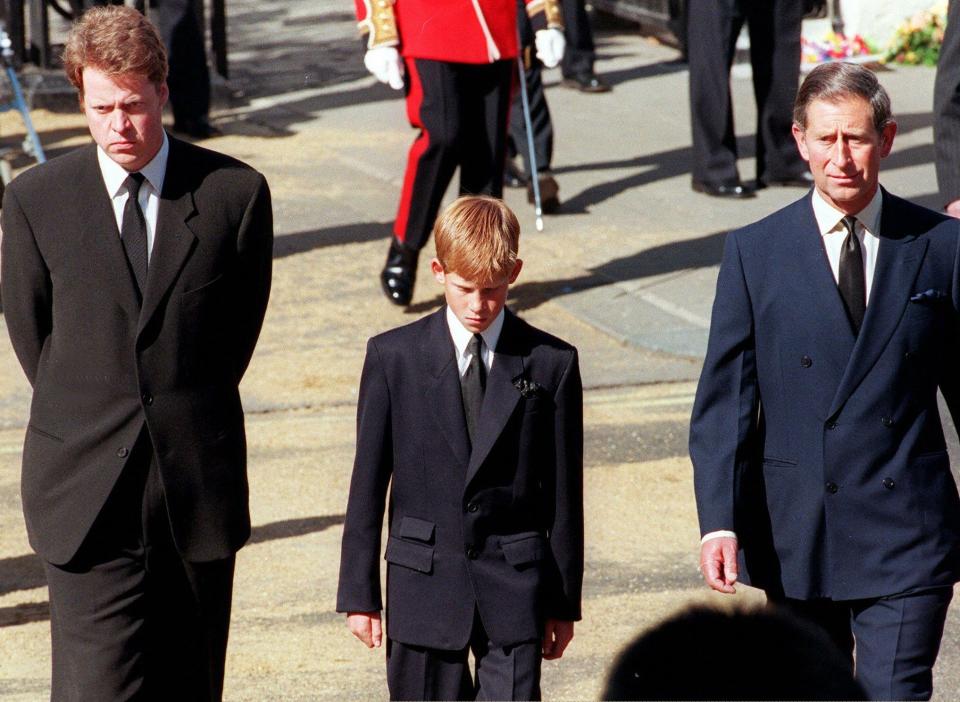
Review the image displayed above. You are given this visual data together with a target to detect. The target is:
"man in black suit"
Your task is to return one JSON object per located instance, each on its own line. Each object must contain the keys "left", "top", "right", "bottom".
{"left": 337, "top": 196, "right": 583, "bottom": 700}
{"left": 934, "top": 0, "right": 960, "bottom": 218}
{"left": 1, "top": 6, "right": 272, "bottom": 699}
{"left": 687, "top": 0, "right": 810, "bottom": 198}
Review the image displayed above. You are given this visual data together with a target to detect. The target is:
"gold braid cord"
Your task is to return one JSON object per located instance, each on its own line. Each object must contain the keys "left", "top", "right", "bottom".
{"left": 526, "top": 0, "right": 564, "bottom": 30}
{"left": 359, "top": 0, "right": 399, "bottom": 49}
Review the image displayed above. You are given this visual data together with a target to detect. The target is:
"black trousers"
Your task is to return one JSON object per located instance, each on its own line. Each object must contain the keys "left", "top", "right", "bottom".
{"left": 560, "top": 0, "right": 597, "bottom": 78}
{"left": 509, "top": 54, "right": 554, "bottom": 176}
{"left": 687, "top": 0, "right": 805, "bottom": 184}
{"left": 772, "top": 587, "right": 953, "bottom": 701}
{"left": 152, "top": 0, "right": 211, "bottom": 124}
{"left": 43, "top": 428, "right": 235, "bottom": 701}
{"left": 393, "top": 58, "right": 513, "bottom": 252}
{"left": 386, "top": 612, "right": 542, "bottom": 701}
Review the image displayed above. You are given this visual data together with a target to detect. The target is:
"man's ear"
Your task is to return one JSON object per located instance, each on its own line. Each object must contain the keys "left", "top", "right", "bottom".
{"left": 430, "top": 258, "right": 446, "bottom": 284}
{"left": 508, "top": 259, "right": 523, "bottom": 285}
{"left": 879, "top": 120, "right": 897, "bottom": 158}
{"left": 792, "top": 123, "right": 810, "bottom": 162}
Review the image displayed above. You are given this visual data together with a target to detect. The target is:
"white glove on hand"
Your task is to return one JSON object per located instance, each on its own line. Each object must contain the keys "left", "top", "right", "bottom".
{"left": 364, "top": 46, "right": 405, "bottom": 90}
{"left": 534, "top": 28, "right": 566, "bottom": 69}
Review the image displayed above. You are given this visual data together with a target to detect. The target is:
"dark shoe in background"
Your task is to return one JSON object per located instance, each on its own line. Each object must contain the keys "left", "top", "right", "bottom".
{"left": 528, "top": 172, "right": 561, "bottom": 213}
{"left": 756, "top": 172, "right": 815, "bottom": 189}
{"left": 561, "top": 72, "right": 611, "bottom": 93}
{"left": 380, "top": 239, "right": 419, "bottom": 306}
{"left": 505, "top": 159, "right": 529, "bottom": 188}
{"left": 691, "top": 178, "right": 756, "bottom": 199}
{"left": 172, "top": 116, "right": 223, "bottom": 139}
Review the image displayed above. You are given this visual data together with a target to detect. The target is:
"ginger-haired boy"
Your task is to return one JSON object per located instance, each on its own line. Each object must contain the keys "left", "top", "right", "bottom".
{"left": 337, "top": 195, "right": 583, "bottom": 700}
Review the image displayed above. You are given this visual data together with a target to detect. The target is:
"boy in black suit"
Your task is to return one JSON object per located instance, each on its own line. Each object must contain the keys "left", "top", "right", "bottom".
{"left": 337, "top": 196, "right": 583, "bottom": 700}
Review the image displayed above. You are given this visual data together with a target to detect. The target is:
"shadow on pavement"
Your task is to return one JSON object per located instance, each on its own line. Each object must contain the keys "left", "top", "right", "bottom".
{"left": 274, "top": 222, "right": 392, "bottom": 259}
{"left": 0, "top": 514, "right": 346, "bottom": 627}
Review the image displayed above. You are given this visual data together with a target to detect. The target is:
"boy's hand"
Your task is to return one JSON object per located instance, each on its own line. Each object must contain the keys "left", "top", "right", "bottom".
{"left": 347, "top": 611, "right": 383, "bottom": 648}
{"left": 542, "top": 619, "right": 574, "bottom": 660}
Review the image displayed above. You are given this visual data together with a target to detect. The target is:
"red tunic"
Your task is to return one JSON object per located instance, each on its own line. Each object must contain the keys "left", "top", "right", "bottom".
{"left": 355, "top": 0, "right": 545, "bottom": 64}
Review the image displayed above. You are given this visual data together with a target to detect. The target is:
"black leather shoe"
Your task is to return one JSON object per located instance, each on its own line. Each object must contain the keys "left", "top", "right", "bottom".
{"left": 380, "top": 239, "right": 419, "bottom": 306}
{"left": 172, "top": 117, "right": 223, "bottom": 139}
{"left": 561, "top": 73, "right": 611, "bottom": 93}
{"left": 756, "top": 172, "right": 815, "bottom": 189}
{"left": 691, "top": 178, "right": 756, "bottom": 199}
{"left": 504, "top": 159, "right": 529, "bottom": 188}
{"left": 528, "top": 173, "right": 560, "bottom": 213}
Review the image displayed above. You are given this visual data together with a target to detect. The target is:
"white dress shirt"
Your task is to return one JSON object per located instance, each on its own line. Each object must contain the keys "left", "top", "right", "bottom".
{"left": 446, "top": 306, "right": 504, "bottom": 376}
{"left": 811, "top": 185, "right": 883, "bottom": 303}
{"left": 701, "top": 187, "right": 884, "bottom": 547}
{"left": 96, "top": 132, "right": 169, "bottom": 263}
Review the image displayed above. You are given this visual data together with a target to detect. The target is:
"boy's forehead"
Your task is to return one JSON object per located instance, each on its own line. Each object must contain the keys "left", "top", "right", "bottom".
{"left": 445, "top": 268, "right": 509, "bottom": 288}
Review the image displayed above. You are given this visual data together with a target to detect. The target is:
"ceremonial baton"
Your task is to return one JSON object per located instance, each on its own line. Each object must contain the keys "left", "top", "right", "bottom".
{"left": 515, "top": 46, "right": 544, "bottom": 232}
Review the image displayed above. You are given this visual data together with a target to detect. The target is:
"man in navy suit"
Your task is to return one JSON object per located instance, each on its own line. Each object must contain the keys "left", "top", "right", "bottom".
{"left": 337, "top": 196, "right": 583, "bottom": 700}
{"left": 690, "top": 62, "right": 960, "bottom": 701}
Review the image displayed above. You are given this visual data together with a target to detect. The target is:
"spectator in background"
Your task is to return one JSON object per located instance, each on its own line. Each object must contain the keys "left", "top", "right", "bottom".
{"left": 508, "top": 0, "right": 562, "bottom": 213}
{"left": 560, "top": 0, "right": 610, "bottom": 93}
{"left": 153, "top": 0, "right": 219, "bottom": 138}
{"left": 687, "top": 0, "right": 810, "bottom": 198}
{"left": 354, "top": 0, "right": 565, "bottom": 306}
{"left": 602, "top": 606, "right": 866, "bottom": 700}
{"left": 934, "top": 0, "right": 960, "bottom": 217}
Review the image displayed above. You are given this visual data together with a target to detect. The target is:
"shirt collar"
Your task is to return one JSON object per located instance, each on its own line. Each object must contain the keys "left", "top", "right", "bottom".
{"left": 97, "top": 131, "right": 169, "bottom": 198}
{"left": 445, "top": 306, "right": 505, "bottom": 358}
{"left": 811, "top": 185, "right": 883, "bottom": 238}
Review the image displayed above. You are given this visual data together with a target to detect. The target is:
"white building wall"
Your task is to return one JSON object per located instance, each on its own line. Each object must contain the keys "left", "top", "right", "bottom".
{"left": 837, "top": 0, "right": 942, "bottom": 48}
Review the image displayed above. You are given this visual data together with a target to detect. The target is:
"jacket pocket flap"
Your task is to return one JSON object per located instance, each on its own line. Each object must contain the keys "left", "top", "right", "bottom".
{"left": 399, "top": 516, "right": 435, "bottom": 542}
{"left": 385, "top": 537, "right": 433, "bottom": 573}
{"left": 500, "top": 533, "right": 545, "bottom": 566}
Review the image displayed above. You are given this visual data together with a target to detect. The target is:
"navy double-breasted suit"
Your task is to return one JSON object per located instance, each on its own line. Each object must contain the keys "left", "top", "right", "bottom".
{"left": 337, "top": 307, "right": 583, "bottom": 650}
{"left": 691, "top": 189, "right": 960, "bottom": 601}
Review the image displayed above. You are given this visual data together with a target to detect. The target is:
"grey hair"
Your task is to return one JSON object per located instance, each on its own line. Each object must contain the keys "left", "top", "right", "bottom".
{"left": 793, "top": 62, "right": 893, "bottom": 132}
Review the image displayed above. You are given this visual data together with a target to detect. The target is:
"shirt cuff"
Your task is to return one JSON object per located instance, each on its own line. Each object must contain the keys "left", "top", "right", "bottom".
{"left": 700, "top": 530, "right": 737, "bottom": 545}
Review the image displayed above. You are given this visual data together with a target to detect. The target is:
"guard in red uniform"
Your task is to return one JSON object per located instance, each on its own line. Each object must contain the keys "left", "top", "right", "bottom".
{"left": 355, "top": 0, "right": 565, "bottom": 306}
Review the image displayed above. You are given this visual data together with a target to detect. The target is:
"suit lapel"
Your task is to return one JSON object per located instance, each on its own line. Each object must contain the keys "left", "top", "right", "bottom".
{"left": 138, "top": 136, "right": 198, "bottom": 335}
{"left": 422, "top": 310, "right": 472, "bottom": 469}
{"left": 828, "top": 194, "right": 927, "bottom": 417}
{"left": 76, "top": 146, "right": 141, "bottom": 318}
{"left": 790, "top": 195, "right": 857, "bottom": 359}
{"left": 464, "top": 311, "right": 524, "bottom": 487}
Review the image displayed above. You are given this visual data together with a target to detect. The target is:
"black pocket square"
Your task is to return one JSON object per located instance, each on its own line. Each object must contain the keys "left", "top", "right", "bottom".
{"left": 910, "top": 289, "right": 948, "bottom": 303}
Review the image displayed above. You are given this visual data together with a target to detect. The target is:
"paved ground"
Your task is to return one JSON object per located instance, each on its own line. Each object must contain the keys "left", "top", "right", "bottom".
{"left": 0, "top": 1, "right": 959, "bottom": 699}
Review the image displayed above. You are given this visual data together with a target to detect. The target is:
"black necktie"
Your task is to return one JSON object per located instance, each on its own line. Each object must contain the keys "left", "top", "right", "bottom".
{"left": 460, "top": 333, "right": 486, "bottom": 447}
{"left": 838, "top": 215, "right": 866, "bottom": 335}
{"left": 121, "top": 172, "right": 148, "bottom": 296}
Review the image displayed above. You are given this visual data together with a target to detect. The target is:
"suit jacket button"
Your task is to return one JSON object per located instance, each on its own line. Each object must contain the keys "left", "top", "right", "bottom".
{"left": 142, "top": 393, "right": 154, "bottom": 406}
{"left": 904, "top": 351, "right": 913, "bottom": 361}
{"left": 466, "top": 547, "right": 479, "bottom": 560}
{"left": 800, "top": 355, "right": 812, "bottom": 368}
{"left": 883, "top": 478, "right": 895, "bottom": 489}
{"left": 467, "top": 502, "right": 479, "bottom": 513}
{"left": 827, "top": 421, "right": 838, "bottom": 430}
{"left": 117, "top": 447, "right": 129, "bottom": 458}
{"left": 881, "top": 416, "right": 893, "bottom": 427}
{"left": 825, "top": 481, "right": 839, "bottom": 494}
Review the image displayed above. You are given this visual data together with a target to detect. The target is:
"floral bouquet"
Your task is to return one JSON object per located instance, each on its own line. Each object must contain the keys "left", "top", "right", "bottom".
{"left": 802, "top": 31, "right": 877, "bottom": 65}
{"left": 883, "top": 2, "right": 948, "bottom": 66}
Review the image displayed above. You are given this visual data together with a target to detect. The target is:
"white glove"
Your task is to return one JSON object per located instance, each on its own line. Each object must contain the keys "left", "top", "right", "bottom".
{"left": 364, "top": 46, "right": 405, "bottom": 90}
{"left": 534, "top": 28, "right": 565, "bottom": 69}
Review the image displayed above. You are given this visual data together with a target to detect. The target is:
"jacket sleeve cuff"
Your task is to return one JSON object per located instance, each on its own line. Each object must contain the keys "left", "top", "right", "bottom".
{"left": 358, "top": 0, "right": 399, "bottom": 49}
{"left": 526, "top": 0, "right": 564, "bottom": 32}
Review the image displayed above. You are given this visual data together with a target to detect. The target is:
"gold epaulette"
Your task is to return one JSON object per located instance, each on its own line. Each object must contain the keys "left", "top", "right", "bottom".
{"left": 526, "top": 0, "right": 564, "bottom": 30}
{"left": 359, "top": 0, "right": 399, "bottom": 49}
